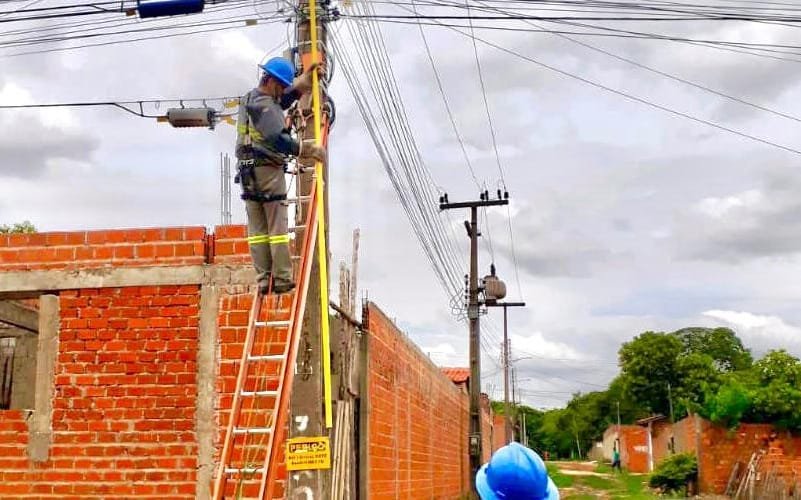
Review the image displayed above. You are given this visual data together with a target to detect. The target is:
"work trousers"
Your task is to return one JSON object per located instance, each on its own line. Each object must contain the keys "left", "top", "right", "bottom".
{"left": 244, "top": 164, "right": 293, "bottom": 288}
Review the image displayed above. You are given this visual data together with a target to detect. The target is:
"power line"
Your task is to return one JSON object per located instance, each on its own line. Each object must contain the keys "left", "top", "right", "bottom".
{"left": 0, "top": 17, "right": 282, "bottom": 57}
{"left": 389, "top": 12, "right": 801, "bottom": 157}
{"left": 343, "top": 13, "right": 801, "bottom": 22}
{"left": 471, "top": 0, "right": 801, "bottom": 124}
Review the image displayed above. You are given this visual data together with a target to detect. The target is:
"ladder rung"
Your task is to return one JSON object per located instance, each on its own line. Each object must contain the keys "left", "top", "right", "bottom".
{"left": 288, "top": 225, "right": 306, "bottom": 232}
{"left": 287, "top": 196, "right": 312, "bottom": 204}
{"left": 247, "top": 354, "right": 284, "bottom": 362}
{"left": 233, "top": 426, "right": 273, "bottom": 434}
{"left": 225, "top": 467, "right": 265, "bottom": 474}
{"left": 240, "top": 390, "right": 278, "bottom": 398}
{"left": 255, "top": 320, "right": 290, "bottom": 328}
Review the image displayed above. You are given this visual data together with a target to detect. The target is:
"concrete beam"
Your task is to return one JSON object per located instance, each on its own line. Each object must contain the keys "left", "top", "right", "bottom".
{"left": 0, "top": 264, "right": 256, "bottom": 298}
{"left": 27, "top": 294, "right": 58, "bottom": 462}
{"left": 0, "top": 300, "right": 38, "bottom": 333}
{"left": 196, "top": 284, "right": 219, "bottom": 500}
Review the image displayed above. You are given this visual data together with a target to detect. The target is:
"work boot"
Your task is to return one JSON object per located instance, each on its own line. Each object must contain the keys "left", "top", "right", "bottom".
{"left": 272, "top": 281, "right": 295, "bottom": 295}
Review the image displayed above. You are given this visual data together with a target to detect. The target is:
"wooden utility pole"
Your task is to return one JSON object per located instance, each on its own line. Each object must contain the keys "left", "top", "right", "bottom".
{"left": 486, "top": 301, "right": 525, "bottom": 444}
{"left": 290, "top": 0, "right": 332, "bottom": 495}
{"left": 439, "top": 193, "right": 508, "bottom": 495}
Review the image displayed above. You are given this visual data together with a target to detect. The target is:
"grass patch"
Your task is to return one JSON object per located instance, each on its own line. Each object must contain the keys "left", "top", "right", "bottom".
{"left": 547, "top": 463, "right": 575, "bottom": 488}
{"left": 564, "top": 495, "right": 598, "bottom": 500}
{"left": 595, "top": 462, "right": 614, "bottom": 474}
{"left": 576, "top": 475, "right": 617, "bottom": 491}
{"left": 622, "top": 473, "right": 647, "bottom": 494}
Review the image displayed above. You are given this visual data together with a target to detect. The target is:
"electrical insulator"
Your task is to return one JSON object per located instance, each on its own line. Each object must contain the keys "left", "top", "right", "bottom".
{"left": 138, "top": 0, "right": 204, "bottom": 18}
{"left": 165, "top": 108, "right": 216, "bottom": 129}
{"left": 483, "top": 274, "right": 507, "bottom": 304}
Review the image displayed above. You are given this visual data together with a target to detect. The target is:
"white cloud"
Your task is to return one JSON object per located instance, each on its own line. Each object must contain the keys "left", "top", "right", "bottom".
{"left": 695, "top": 189, "right": 762, "bottom": 218}
{"left": 702, "top": 309, "right": 801, "bottom": 356}
{"left": 420, "top": 342, "right": 463, "bottom": 367}
{"left": 510, "top": 331, "right": 585, "bottom": 361}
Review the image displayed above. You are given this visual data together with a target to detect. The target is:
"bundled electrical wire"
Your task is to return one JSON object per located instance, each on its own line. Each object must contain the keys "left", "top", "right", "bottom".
{"left": 330, "top": 2, "right": 469, "bottom": 315}
{"left": 0, "top": 0, "right": 290, "bottom": 57}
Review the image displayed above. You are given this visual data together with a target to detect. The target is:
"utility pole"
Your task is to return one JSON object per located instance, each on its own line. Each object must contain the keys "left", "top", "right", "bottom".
{"left": 485, "top": 301, "right": 525, "bottom": 444}
{"left": 439, "top": 191, "right": 508, "bottom": 495}
{"left": 667, "top": 382, "right": 675, "bottom": 423}
{"left": 291, "top": 0, "right": 334, "bottom": 496}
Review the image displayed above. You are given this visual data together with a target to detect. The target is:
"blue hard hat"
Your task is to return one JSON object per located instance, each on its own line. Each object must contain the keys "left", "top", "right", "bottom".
{"left": 476, "top": 443, "right": 560, "bottom": 500}
{"left": 260, "top": 57, "right": 295, "bottom": 87}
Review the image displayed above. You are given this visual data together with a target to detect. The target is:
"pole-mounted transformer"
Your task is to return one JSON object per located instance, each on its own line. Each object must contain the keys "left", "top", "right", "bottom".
{"left": 483, "top": 263, "right": 507, "bottom": 305}
{"left": 163, "top": 107, "right": 217, "bottom": 129}
{"left": 137, "top": 0, "right": 204, "bottom": 18}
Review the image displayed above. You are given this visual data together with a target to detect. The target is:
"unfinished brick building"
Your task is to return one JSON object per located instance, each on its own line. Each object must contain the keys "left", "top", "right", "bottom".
{"left": 0, "top": 225, "right": 497, "bottom": 499}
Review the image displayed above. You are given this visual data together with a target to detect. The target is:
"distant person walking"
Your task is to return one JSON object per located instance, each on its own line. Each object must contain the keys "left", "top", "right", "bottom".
{"left": 612, "top": 446, "right": 622, "bottom": 471}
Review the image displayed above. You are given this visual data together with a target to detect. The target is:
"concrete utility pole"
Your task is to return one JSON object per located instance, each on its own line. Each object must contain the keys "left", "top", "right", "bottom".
{"left": 485, "top": 301, "right": 525, "bottom": 444}
{"left": 291, "top": 0, "right": 332, "bottom": 495}
{"left": 439, "top": 192, "right": 508, "bottom": 495}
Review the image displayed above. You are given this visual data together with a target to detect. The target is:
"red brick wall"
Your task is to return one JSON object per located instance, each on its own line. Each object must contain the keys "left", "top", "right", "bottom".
{"left": 672, "top": 415, "right": 697, "bottom": 456}
{"left": 0, "top": 227, "right": 208, "bottom": 271}
{"left": 492, "top": 414, "right": 507, "bottom": 453}
{"left": 0, "top": 285, "right": 200, "bottom": 498}
{"left": 365, "top": 302, "right": 471, "bottom": 499}
{"left": 211, "top": 225, "right": 250, "bottom": 265}
{"left": 0, "top": 225, "right": 288, "bottom": 498}
{"left": 650, "top": 420, "right": 673, "bottom": 465}
{"left": 696, "top": 421, "right": 801, "bottom": 494}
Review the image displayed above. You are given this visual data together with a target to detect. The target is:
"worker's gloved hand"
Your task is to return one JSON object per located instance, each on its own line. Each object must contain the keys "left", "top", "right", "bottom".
{"left": 298, "top": 139, "right": 326, "bottom": 165}
{"left": 292, "top": 63, "right": 323, "bottom": 95}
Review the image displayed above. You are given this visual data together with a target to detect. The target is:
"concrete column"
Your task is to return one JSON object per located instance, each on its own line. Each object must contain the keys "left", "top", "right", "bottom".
{"left": 196, "top": 284, "right": 219, "bottom": 500}
{"left": 27, "top": 294, "right": 58, "bottom": 462}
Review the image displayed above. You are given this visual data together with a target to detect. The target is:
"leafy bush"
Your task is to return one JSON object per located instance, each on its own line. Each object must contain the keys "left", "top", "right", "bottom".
{"left": 648, "top": 453, "right": 697, "bottom": 495}
{"left": 703, "top": 378, "right": 751, "bottom": 429}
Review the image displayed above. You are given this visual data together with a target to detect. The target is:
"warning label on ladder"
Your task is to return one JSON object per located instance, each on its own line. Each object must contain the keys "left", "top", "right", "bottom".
{"left": 286, "top": 437, "right": 331, "bottom": 471}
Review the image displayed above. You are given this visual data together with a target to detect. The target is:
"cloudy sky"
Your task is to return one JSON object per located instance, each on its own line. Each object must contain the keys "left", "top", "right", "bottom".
{"left": 2, "top": 0, "right": 801, "bottom": 408}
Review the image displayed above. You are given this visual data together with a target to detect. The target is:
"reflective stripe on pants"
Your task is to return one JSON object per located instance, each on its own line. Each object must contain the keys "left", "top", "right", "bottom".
{"left": 244, "top": 165, "right": 292, "bottom": 286}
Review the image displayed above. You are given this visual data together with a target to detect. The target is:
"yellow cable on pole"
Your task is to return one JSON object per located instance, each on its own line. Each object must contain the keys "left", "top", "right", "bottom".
{"left": 308, "top": 0, "right": 333, "bottom": 429}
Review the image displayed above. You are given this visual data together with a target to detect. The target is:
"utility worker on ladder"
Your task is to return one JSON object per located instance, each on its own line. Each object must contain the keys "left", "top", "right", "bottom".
{"left": 235, "top": 56, "right": 326, "bottom": 295}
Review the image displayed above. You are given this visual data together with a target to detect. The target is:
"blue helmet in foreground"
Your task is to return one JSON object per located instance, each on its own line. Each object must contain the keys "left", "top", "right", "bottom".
{"left": 260, "top": 57, "right": 295, "bottom": 87}
{"left": 476, "top": 442, "right": 560, "bottom": 500}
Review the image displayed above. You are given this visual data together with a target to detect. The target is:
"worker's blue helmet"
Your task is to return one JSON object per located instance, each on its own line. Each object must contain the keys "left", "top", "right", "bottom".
{"left": 260, "top": 57, "right": 295, "bottom": 87}
{"left": 476, "top": 443, "right": 559, "bottom": 500}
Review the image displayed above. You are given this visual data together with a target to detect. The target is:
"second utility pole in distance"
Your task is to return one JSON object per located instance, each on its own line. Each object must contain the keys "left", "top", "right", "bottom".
{"left": 485, "top": 300, "right": 525, "bottom": 444}
{"left": 439, "top": 191, "right": 508, "bottom": 495}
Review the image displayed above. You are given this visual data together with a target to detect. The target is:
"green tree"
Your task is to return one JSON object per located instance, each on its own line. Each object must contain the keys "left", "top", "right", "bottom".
{"left": 672, "top": 327, "right": 752, "bottom": 372}
{"left": 673, "top": 353, "right": 722, "bottom": 418}
{"left": 702, "top": 375, "right": 751, "bottom": 429}
{"left": 0, "top": 221, "right": 36, "bottom": 234}
{"left": 619, "top": 332, "right": 684, "bottom": 415}
{"left": 748, "top": 350, "right": 801, "bottom": 431}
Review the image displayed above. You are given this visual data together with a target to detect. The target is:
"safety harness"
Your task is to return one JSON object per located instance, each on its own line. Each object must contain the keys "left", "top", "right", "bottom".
{"left": 235, "top": 92, "right": 289, "bottom": 203}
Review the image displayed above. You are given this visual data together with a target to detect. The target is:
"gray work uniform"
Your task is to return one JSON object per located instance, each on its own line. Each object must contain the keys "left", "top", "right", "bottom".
{"left": 235, "top": 87, "right": 301, "bottom": 289}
